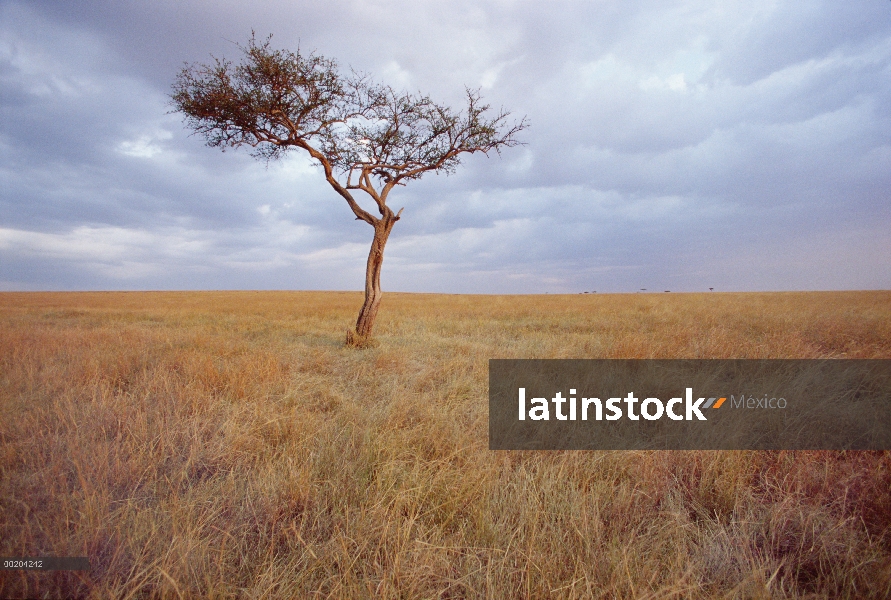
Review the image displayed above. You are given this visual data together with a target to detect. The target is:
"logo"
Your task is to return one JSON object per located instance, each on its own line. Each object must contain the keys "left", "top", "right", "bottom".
{"left": 516, "top": 388, "right": 784, "bottom": 422}
{"left": 490, "top": 359, "right": 888, "bottom": 450}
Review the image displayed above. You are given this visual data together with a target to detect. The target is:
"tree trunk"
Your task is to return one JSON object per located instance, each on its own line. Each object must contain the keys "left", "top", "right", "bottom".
{"left": 347, "top": 212, "right": 397, "bottom": 346}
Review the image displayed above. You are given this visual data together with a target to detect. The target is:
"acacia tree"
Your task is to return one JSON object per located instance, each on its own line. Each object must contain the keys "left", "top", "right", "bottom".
{"left": 171, "top": 35, "right": 526, "bottom": 346}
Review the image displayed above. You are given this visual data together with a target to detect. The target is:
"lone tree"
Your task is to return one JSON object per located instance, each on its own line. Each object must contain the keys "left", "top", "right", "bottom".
{"left": 171, "top": 35, "right": 526, "bottom": 346}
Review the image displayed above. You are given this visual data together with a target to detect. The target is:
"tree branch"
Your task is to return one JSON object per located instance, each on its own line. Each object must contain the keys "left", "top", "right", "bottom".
{"left": 169, "top": 34, "right": 527, "bottom": 229}
{"left": 295, "top": 139, "right": 377, "bottom": 225}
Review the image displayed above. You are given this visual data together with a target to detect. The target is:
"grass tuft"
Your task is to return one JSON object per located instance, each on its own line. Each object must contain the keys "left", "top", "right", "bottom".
{"left": 345, "top": 328, "right": 379, "bottom": 349}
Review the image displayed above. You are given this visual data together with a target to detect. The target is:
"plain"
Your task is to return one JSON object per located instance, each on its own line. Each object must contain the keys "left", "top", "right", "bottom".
{"left": 1, "top": 290, "right": 890, "bottom": 598}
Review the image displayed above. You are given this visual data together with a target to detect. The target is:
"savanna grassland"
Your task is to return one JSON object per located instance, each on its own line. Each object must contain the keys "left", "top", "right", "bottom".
{"left": 1, "top": 290, "right": 890, "bottom": 599}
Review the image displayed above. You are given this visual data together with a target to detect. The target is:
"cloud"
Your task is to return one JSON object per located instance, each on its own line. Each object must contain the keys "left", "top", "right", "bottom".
{"left": 1, "top": 0, "right": 889, "bottom": 293}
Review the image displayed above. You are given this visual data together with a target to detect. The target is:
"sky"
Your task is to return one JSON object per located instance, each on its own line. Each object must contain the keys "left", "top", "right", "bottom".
{"left": 1, "top": 0, "right": 889, "bottom": 294}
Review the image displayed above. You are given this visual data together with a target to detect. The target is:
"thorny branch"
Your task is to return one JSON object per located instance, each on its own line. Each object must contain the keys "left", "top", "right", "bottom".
{"left": 170, "top": 33, "right": 527, "bottom": 226}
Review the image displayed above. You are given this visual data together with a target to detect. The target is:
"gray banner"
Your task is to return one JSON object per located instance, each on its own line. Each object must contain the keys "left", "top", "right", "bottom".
{"left": 489, "top": 360, "right": 891, "bottom": 450}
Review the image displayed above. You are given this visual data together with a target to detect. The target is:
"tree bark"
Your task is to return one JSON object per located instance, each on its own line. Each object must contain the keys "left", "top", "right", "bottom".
{"left": 348, "top": 211, "right": 397, "bottom": 345}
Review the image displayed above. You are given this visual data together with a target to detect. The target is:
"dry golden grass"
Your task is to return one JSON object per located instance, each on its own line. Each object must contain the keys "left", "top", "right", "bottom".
{"left": 1, "top": 290, "right": 890, "bottom": 599}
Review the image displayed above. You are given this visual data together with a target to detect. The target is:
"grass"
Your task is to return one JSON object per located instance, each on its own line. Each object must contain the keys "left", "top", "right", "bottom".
{"left": 1, "top": 290, "right": 890, "bottom": 598}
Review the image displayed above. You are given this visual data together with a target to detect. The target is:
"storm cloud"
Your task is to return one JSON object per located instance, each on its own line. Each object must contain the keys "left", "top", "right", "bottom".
{"left": 1, "top": 0, "right": 889, "bottom": 292}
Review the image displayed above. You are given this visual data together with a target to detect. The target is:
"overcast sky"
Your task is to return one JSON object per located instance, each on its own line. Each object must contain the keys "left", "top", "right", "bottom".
{"left": 1, "top": 1, "right": 889, "bottom": 293}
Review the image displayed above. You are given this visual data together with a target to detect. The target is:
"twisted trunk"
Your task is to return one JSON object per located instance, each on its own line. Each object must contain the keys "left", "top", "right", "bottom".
{"left": 347, "top": 211, "right": 397, "bottom": 345}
